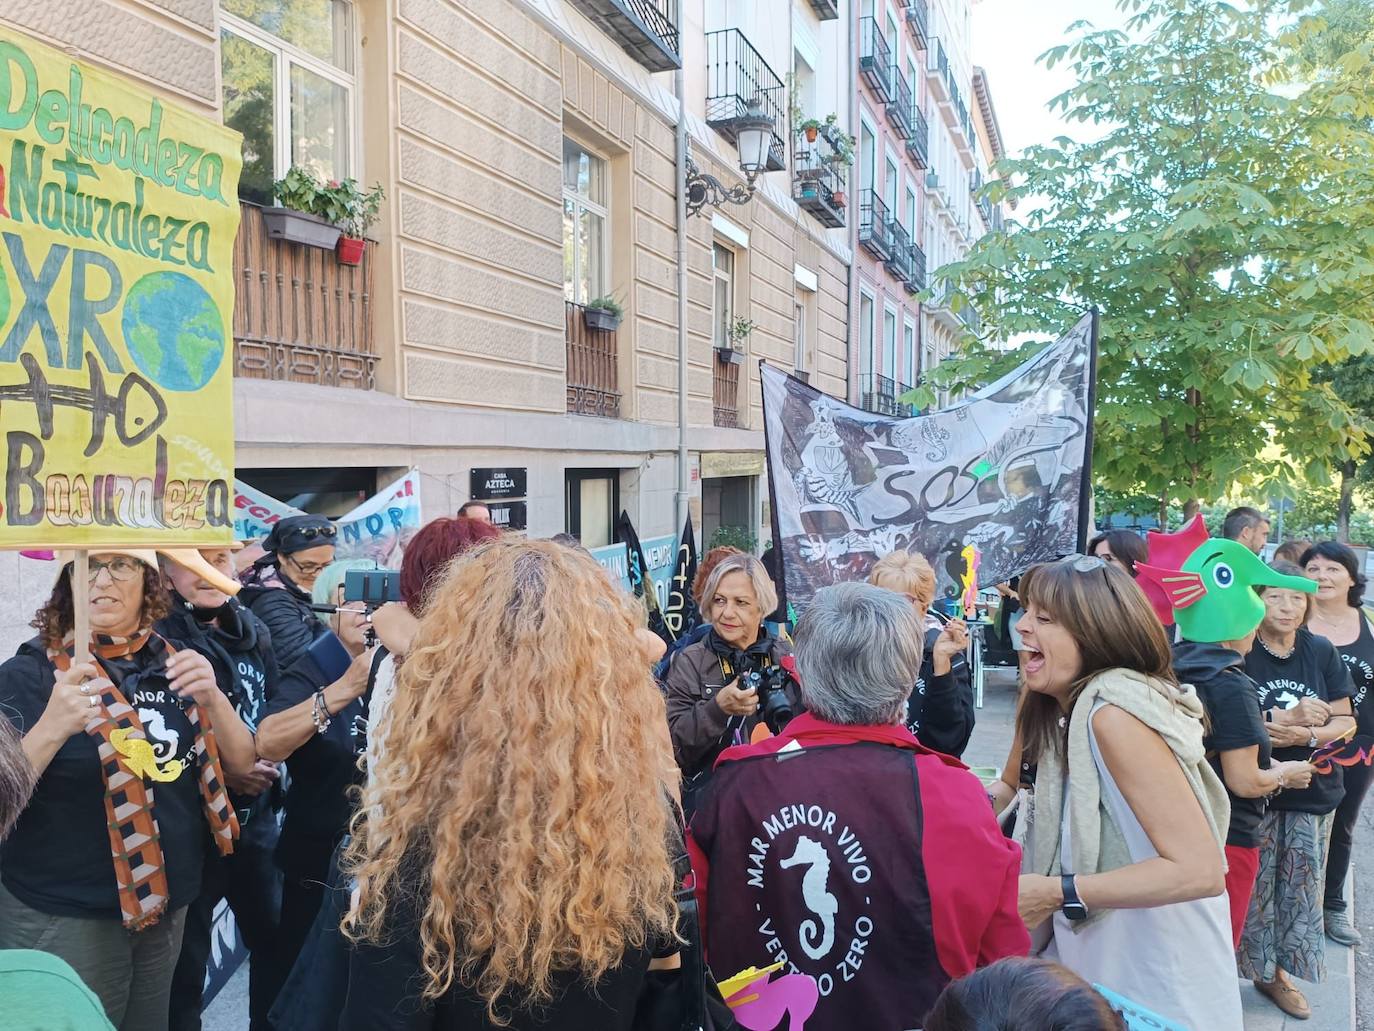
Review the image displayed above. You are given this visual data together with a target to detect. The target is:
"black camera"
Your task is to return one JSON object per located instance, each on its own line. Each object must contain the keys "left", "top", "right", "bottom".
{"left": 742, "top": 663, "right": 796, "bottom": 735}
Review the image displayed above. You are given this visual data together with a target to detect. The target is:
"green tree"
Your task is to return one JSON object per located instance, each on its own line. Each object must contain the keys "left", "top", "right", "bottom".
{"left": 1316, "top": 356, "right": 1374, "bottom": 540}
{"left": 910, "top": 0, "right": 1374, "bottom": 520}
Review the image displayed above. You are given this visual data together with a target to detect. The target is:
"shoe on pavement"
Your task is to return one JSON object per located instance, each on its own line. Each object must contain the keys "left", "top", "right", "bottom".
{"left": 1254, "top": 979, "right": 1312, "bottom": 1020}
{"left": 1326, "top": 908, "right": 1363, "bottom": 947}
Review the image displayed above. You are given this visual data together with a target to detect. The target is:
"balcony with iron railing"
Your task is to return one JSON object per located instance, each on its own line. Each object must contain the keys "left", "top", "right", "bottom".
{"left": 859, "top": 18, "right": 894, "bottom": 103}
{"left": 713, "top": 353, "right": 740, "bottom": 427}
{"left": 926, "top": 37, "right": 950, "bottom": 104}
{"left": 972, "top": 171, "right": 994, "bottom": 228}
{"left": 884, "top": 220, "right": 911, "bottom": 278}
{"left": 567, "top": 0, "right": 680, "bottom": 72}
{"left": 858, "top": 189, "right": 892, "bottom": 260}
{"left": 959, "top": 302, "right": 981, "bottom": 335}
{"left": 860, "top": 373, "right": 915, "bottom": 418}
{"left": 565, "top": 301, "right": 621, "bottom": 418}
{"left": 906, "top": 104, "right": 930, "bottom": 169}
{"left": 949, "top": 85, "right": 975, "bottom": 159}
{"left": 886, "top": 72, "right": 915, "bottom": 139}
{"left": 803, "top": 0, "right": 839, "bottom": 20}
{"left": 908, "top": 242, "right": 927, "bottom": 295}
{"left": 792, "top": 126, "right": 847, "bottom": 228}
{"left": 705, "top": 29, "right": 786, "bottom": 172}
{"left": 906, "top": 0, "right": 929, "bottom": 49}
{"left": 232, "top": 201, "right": 377, "bottom": 389}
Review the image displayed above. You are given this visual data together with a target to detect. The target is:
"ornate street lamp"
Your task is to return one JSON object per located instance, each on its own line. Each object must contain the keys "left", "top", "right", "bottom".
{"left": 685, "top": 99, "right": 774, "bottom": 217}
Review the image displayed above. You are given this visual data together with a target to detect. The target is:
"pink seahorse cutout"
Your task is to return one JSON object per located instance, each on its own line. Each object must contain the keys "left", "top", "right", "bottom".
{"left": 727, "top": 971, "right": 820, "bottom": 1031}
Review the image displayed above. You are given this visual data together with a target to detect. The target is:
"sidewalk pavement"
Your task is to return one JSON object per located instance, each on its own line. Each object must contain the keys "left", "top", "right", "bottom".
{"left": 967, "top": 668, "right": 1357, "bottom": 1031}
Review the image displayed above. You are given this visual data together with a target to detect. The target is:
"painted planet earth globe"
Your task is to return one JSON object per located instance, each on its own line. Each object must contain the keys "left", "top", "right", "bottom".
{"left": 122, "top": 271, "right": 226, "bottom": 391}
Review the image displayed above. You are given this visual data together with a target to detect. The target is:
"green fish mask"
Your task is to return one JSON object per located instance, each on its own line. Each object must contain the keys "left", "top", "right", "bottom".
{"left": 1136, "top": 514, "right": 1316, "bottom": 643}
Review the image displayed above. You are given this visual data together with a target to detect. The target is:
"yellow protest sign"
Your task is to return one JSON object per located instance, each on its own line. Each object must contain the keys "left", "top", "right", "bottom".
{"left": 0, "top": 30, "right": 241, "bottom": 548}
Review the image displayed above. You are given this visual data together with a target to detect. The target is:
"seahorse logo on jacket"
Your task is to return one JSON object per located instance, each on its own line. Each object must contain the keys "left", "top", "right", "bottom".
{"left": 747, "top": 804, "right": 875, "bottom": 998}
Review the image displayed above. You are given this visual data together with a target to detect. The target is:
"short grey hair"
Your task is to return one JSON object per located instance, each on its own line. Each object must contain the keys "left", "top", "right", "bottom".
{"left": 794, "top": 582, "right": 922, "bottom": 726}
{"left": 700, "top": 554, "right": 778, "bottom": 624}
{"left": 0, "top": 719, "right": 36, "bottom": 840}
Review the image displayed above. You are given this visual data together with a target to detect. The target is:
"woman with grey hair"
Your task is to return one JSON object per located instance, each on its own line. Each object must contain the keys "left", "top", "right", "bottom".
{"left": 664, "top": 553, "right": 799, "bottom": 812}
{"left": 686, "top": 582, "right": 1028, "bottom": 1031}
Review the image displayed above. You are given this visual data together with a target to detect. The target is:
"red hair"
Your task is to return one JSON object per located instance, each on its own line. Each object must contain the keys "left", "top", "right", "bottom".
{"left": 400, "top": 516, "right": 501, "bottom": 615}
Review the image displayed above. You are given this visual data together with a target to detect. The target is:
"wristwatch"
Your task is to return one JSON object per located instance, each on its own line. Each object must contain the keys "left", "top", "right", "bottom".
{"left": 1308, "top": 729, "right": 1319, "bottom": 749}
{"left": 1061, "top": 875, "right": 1089, "bottom": 922}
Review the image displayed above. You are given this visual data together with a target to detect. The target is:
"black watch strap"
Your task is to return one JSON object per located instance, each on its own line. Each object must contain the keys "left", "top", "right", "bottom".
{"left": 1061, "top": 874, "right": 1089, "bottom": 922}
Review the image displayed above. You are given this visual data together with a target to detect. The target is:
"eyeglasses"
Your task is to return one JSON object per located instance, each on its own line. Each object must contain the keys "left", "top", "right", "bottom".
{"left": 285, "top": 555, "right": 331, "bottom": 577}
{"left": 87, "top": 557, "right": 143, "bottom": 583}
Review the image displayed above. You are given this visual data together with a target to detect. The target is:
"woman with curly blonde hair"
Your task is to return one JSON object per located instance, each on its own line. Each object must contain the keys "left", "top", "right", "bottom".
{"left": 339, "top": 538, "right": 681, "bottom": 1029}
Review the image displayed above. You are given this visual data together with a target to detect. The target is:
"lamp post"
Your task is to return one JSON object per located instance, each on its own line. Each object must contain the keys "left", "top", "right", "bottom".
{"left": 685, "top": 100, "right": 775, "bottom": 218}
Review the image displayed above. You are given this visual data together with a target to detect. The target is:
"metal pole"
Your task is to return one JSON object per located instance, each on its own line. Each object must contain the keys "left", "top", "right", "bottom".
{"left": 674, "top": 64, "right": 691, "bottom": 532}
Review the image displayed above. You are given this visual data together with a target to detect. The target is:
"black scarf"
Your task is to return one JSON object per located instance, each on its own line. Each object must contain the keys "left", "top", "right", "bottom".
{"left": 705, "top": 626, "right": 776, "bottom": 672}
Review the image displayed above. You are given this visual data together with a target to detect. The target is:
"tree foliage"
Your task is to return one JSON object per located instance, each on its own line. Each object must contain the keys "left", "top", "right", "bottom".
{"left": 911, "top": 0, "right": 1374, "bottom": 509}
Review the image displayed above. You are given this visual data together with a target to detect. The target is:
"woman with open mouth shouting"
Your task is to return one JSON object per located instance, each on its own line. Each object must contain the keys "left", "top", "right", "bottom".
{"left": 1015, "top": 555, "right": 1242, "bottom": 1030}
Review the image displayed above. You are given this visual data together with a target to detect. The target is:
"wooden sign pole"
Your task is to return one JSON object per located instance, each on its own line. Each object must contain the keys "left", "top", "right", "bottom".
{"left": 72, "top": 550, "right": 91, "bottom": 666}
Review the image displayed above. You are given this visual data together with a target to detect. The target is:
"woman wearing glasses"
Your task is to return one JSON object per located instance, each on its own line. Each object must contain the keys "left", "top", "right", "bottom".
{"left": 0, "top": 551, "right": 255, "bottom": 1031}
{"left": 1014, "top": 555, "right": 1242, "bottom": 1030}
{"left": 1239, "top": 561, "right": 1355, "bottom": 1020}
{"left": 239, "top": 515, "right": 338, "bottom": 671}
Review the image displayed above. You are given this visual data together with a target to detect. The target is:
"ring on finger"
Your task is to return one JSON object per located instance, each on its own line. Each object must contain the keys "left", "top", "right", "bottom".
{"left": 88, "top": 696, "right": 98, "bottom": 708}
{"left": 81, "top": 684, "right": 90, "bottom": 695}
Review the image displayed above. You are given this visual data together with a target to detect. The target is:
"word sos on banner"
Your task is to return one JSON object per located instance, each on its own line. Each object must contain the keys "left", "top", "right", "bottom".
{"left": 0, "top": 32, "right": 241, "bottom": 547}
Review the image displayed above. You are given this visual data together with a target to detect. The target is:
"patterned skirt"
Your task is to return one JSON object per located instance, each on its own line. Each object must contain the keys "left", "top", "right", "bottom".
{"left": 1237, "top": 809, "right": 1333, "bottom": 983}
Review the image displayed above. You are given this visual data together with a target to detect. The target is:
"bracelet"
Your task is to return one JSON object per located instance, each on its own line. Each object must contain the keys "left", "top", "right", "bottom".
{"left": 311, "top": 691, "right": 332, "bottom": 734}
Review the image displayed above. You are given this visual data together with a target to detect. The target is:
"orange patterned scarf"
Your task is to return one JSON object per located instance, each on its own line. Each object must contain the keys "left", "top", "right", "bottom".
{"left": 49, "top": 630, "right": 239, "bottom": 930}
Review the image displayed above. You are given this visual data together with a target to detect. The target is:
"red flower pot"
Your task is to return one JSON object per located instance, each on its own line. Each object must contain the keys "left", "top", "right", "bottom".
{"left": 336, "top": 236, "right": 366, "bottom": 265}
{"left": 804, "top": 126, "right": 819, "bottom": 142}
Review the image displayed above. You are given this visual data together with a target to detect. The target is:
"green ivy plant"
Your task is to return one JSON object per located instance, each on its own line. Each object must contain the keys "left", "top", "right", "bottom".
{"left": 710, "top": 525, "right": 758, "bottom": 553}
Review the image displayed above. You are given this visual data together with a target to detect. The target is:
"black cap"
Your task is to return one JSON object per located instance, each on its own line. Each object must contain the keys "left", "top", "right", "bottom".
{"left": 262, "top": 514, "right": 338, "bottom": 556}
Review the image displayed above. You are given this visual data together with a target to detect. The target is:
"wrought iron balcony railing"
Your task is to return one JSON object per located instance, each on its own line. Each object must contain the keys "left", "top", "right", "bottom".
{"left": 858, "top": 189, "right": 892, "bottom": 260}
{"left": 713, "top": 352, "right": 740, "bottom": 427}
{"left": 232, "top": 201, "right": 377, "bottom": 389}
{"left": 565, "top": 301, "right": 621, "bottom": 418}
{"left": 906, "top": 0, "right": 929, "bottom": 49}
{"left": 906, "top": 104, "right": 929, "bottom": 168}
{"left": 804, "top": 0, "right": 839, "bottom": 20}
{"left": 885, "top": 220, "right": 911, "bottom": 277}
{"left": 859, "top": 18, "right": 894, "bottom": 103}
{"left": 859, "top": 373, "right": 915, "bottom": 418}
{"left": 567, "top": 0, "right": 680, "bottom": 72}
{"left": 909, "top": 243, "right": 927, "bottom": 294}
{"left": 792, "top": 126, "right": 847, "bottom": 228}
{"left": 705, "top": 29, "right": 786, "bottom": 172}
{"left": 886, "top": 72, "right": 915, "bottom": 139}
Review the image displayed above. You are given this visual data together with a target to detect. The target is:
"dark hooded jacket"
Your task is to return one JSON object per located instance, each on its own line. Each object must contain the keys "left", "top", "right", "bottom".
{"left": 158, "top": 596, "right": 280, "bottom": 830}
{"left": 1172, "top": 639, "right": 1271, "bottom": 848}
{"left": 239, "top": 572, "right": 321, "bottom": 673}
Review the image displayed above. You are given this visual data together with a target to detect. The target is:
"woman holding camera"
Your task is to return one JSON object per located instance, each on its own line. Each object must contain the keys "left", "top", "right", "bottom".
{"left": 665, "top": 553, "right": 799, "bottom": 811}
{"left": 256, "top": 559, "right": 381, "bottom": 996}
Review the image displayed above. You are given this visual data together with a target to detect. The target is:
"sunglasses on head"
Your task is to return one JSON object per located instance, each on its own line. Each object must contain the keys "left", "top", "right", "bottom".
{"left": 296, "top": 525, "right": 337, "bottom": 540}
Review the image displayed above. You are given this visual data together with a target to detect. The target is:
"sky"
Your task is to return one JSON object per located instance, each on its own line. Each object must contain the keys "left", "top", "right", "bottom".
{"left": 970, "top": 0, "right": 1131, "bottom": 158}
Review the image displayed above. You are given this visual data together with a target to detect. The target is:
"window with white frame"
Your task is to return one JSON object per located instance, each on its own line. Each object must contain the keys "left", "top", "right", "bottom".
{"left": 903, "top": 319, "right": 916, "bottom": 388}
{"left": 884, "top": 152, "right": 898, "bottom": 214}
{"left": 905, "top": 183, "right": 916, "bottom": 234}
{"left": 713, "top": 243, "right": 735, "bottom": 349}
{"left": 861, "top": 120, "right": 876, "bottom": 191}
{"left": 860, "top": 290, "right": 875, "bottom": 378}
{"left": 220, "top": 0, "right": 356, "bottom": 204}
{"left": 563, "top": 139, "right": 608, "bottom": 305}
{"left": 886, "top": 12, "right": 900, "bottom": 91}
{"left": 883, "top": 305, "right": 897, "bottom": 381}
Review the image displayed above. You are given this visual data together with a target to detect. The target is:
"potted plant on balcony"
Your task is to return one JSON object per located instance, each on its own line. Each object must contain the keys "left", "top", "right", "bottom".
{"left": 832, "top": 190, "right": 847, "bottom": 209}
{"left": 263, "top": 167, "right": 343, "bottom": 250}
{"left": 800, "top": 117, "right": 822, "bottom": 143}
{"left": 583, "top": 295, "right": 623, "bottom": 333}
{"left": 327, "top": 179, "right": 386, "bottom": 266}
{"left": 716, "top": 317, "right": 753, "bottom": 365}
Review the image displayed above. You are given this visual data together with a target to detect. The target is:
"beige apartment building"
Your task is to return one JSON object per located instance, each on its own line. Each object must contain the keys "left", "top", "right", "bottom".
{"left": 0, "top": 0, "right": 858, "bottom": 560}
